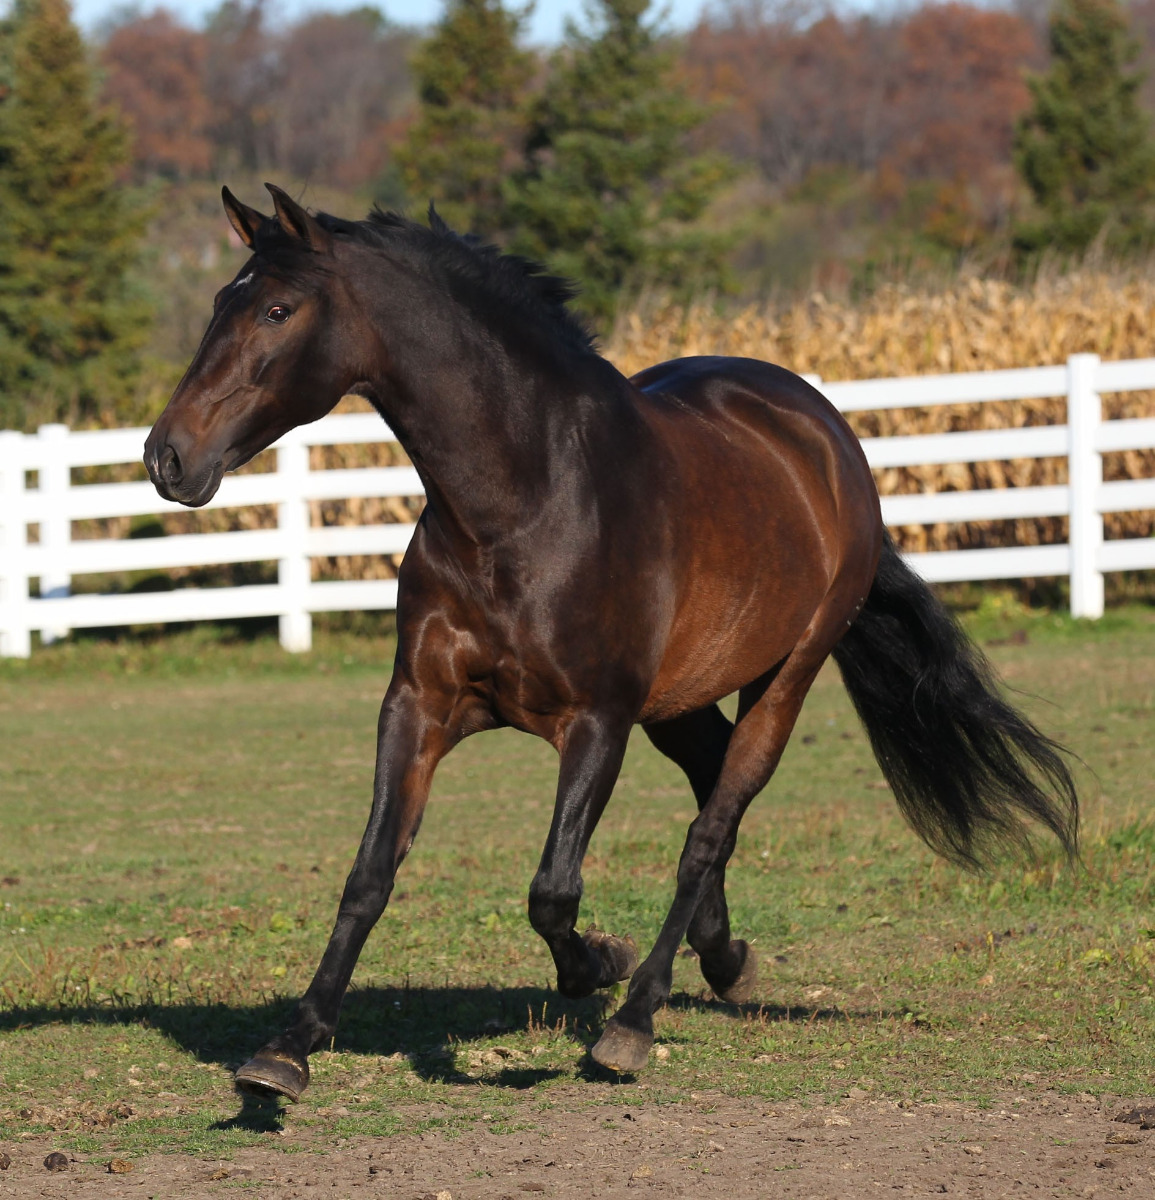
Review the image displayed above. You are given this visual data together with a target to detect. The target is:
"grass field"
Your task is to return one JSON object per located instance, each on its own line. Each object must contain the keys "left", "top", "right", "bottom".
{"left": 1, "top": 598, "right": 1154, "bottom": 1162}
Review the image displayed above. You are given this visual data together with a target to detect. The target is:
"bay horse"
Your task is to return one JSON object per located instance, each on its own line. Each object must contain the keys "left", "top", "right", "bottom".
{"left": 144, "top": 185, "right": 1078, "bottom": 1101}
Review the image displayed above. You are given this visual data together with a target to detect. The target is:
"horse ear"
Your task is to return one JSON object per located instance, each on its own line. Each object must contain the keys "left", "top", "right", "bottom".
{"left": 265, "top": 183, "right": 330, "bottom": 252}
{"left": 427, "top": 201, "right": 450, "bottom": 236}
{"left": 222, "top": 186, "right": 266, "bottom": 249}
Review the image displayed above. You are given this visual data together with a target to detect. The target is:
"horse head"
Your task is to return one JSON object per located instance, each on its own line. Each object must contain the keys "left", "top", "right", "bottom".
{"left": 145, "top": 185, "right": 357, "bottom": 507}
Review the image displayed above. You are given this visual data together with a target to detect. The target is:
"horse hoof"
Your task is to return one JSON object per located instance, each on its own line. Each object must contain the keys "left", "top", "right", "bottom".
{"left": 235, "top": 1050, "right": 309, "bottom": 1103}
{"left": 584, "top": 929, "right": 639, "bottom": 986}
{"left": 704, "top": 940, "right": 758, "bottom": 1005}
{"left": 591, "top": 1019, "right": 652, "bottom": 1073}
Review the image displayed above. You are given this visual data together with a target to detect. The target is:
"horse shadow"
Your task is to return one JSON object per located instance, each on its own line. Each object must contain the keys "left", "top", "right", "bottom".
{"left": 0, "top": 982, "right": 609, "bottom": 1081}
{"left": 0, "top": 983, "right": 904, "bottom": 1129}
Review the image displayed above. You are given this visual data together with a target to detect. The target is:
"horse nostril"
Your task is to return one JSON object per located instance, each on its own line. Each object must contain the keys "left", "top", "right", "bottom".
{"left": 159, "top": 444, "right": 183, "bottom": 486}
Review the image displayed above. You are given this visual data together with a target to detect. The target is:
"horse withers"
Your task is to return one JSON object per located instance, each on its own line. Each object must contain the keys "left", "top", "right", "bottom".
{"left": 144, "top": 185, "right": 1078, "bottom": 1101}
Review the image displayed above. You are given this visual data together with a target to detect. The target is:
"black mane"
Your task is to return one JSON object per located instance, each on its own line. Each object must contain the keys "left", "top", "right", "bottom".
{"left": 311, "top": 206, "right": 597, "bottom": 357}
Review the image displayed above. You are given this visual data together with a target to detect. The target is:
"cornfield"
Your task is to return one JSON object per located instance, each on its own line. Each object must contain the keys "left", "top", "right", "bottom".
{"left": 608, "top": 272, "right": 1155, "bottom": 557}
{"left": 87, "top": 270, "right": 1155, "bottom": 590}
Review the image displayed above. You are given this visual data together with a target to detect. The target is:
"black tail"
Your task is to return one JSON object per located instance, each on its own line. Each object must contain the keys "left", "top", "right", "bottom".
{"left": 832, "top": 533, "right": 1079, "bottom": 868}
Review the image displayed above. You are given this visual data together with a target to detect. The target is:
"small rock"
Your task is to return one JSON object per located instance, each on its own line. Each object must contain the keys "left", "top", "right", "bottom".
{"left": 707, "top": 1141, "right": 724, "bottom": 1152}
{"left": 845, "top": 1087, "right": 869, "bottom": 1100}
{"left": 631, "top": 1165, "right": 653, "bottom": 1179}
{"left": 962, "top": 1144, "right": 983, "bottom": 1156}
{"left": 436, "top": 1191, "right": 453, "bottom": 1200}
{"left": 1095, "top": 1158, "right": 1115, "bottom": 1169}
{"left": 653, "top": 1045, "right": 670, "bottom": 1061}
{"left": 0, "top": 1152, "right": 11, "bottom": 1170}
{"left": 107, "top": 1159, "right": 133, "bottom": 1174}
{"left": 171, "top": 936, "right": 193, "bottom": 950}
{"left": 1105, "top": 1131, "right": 1141, "bottom": 1145}
{"left": 209, "top": 1168, "right": 230, "bottom": 1180}
{"left": 43, "top": 1152, "right": 69, "bottom": 1173}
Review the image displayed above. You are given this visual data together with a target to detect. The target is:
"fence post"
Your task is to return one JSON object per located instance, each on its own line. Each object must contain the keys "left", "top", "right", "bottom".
{"left": 277, "top": 436, "right": 313, "bottom": 652}
{"left": 0, "top": 430, "right": 32, "bottom": 657}
{"left": 1067, "top": 352, "right": 1104, "bottom": 619}
{"left": 37, "top": 423, "right": 71, "bottom": 643}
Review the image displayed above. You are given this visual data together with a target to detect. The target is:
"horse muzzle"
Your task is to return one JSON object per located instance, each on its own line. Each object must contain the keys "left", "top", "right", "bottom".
{"left": 144, "top": 429, "right": 224, "bottom": 508}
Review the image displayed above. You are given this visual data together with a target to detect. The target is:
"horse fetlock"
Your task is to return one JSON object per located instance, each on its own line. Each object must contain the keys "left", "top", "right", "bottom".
{"left": 591, "top": 1016, "right": 653, "bottom": 1073}
{"left": 527, "top": 885, "right": 581, "bottom": 940}
{"left": 700, "top": 938, "right": 759, "bottom": 1004}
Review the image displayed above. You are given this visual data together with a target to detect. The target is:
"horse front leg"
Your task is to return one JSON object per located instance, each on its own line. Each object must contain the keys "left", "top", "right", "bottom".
{"left": 235, "top": 679, "right": 452, "bottom": 1102}
{"left": 528, "top": 712, "right": 638, "bottom": 999}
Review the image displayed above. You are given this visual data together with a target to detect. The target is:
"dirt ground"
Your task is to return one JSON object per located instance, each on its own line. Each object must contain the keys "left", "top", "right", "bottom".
{"left": 2, "top": 1088, "right": 1154, "bottom": 1199}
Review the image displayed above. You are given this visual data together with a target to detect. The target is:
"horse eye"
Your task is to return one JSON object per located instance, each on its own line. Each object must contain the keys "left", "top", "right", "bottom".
{"left": 266, "top": 305, "right": 292, "bottom": 324}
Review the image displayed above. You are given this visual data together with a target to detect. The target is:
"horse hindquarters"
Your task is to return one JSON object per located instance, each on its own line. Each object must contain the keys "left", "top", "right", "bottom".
{"left": 831, "top": 532, "right": 1079, "bottom": 867}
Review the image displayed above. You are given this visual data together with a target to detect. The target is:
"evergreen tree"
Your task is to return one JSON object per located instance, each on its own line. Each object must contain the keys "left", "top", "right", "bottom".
{"left": 504, "top": 0, "right": 732, "bottom": 325}
{"left": 1014, "top": 0, "right": 1155, "bottom": 254}
{"left": 0, "top": 0, "right": 150, "bottom": 430}
{"left": 393, "top": 0, "right": 533, "bottom": 237}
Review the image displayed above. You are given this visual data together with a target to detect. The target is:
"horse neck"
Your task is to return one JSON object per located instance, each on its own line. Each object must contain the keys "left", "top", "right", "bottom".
{"left": 350, "top": 267, "right": 611, "bottom": 548}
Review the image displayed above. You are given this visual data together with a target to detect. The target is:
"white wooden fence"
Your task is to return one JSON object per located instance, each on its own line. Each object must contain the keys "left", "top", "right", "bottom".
{"left": 1, "top": 351, "right": 1154, "bottom": 657}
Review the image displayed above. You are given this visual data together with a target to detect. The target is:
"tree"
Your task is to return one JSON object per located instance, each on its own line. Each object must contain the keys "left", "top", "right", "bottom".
{"left": 504, "top": 0, "right": 733, "bottom": 324}
{"left": 0, "top": 0, "right": 150, "bottom": 429}
{"left": 1014, "top": 0, "right": 1155, "bottom": 253}
{"left": 201, "top": 0, "right": 276, "bottom": 174}
{"left": 101, "top": 10, "right": 213, "bottom": 180}
{"left": 685, "top": 3, "right": 1039, "bottom": 199}
{"left": 393, "top": 0, "right": 533, "bottom": 236}
{"left": 266, "top": 10, "right": 414, "bottom": 188}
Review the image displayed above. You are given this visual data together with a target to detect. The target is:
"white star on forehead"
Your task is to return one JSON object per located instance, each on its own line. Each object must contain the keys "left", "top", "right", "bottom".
{"left": 233, "top": 272, "right": 254, "bottom": 289}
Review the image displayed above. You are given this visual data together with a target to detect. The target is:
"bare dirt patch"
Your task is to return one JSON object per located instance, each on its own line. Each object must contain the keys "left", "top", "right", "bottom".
{"left": 2, "top": 1088, "right": 1154, "bottom": 1199}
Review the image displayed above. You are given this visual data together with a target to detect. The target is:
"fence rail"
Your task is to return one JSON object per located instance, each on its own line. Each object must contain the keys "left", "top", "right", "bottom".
{"left": 2, "top": 351, "right": 1154, "bottom": 657}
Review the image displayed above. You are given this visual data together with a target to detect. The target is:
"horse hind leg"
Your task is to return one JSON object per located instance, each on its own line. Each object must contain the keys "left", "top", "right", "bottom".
{"left": 644, "top": 706, "right": 758, "bottom": 1004}
{"left": 593, "top": 624, "right": 843, "bottom": 1074}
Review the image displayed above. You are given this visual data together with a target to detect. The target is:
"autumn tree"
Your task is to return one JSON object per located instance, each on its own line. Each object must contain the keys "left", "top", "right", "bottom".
{"left": 266, "top": 9, "right": 415, "bottom": 188}
{"left": 0, "top": 0, "right": 150, "bottom": 429}
{"left": 202, "top": 0, "right": 275, "bottom": 172}
{"left": 394, "top": 0, "right": 533, "bottom": 235}
{"left": 1015, "top": 0, "right": 1155, "bottom": 252}
{"left": 101, "top": 10, "right": 212, "bottom": 179}
{"left": 505, "top": 0, "right": 732, "bottom": 324}
{"left": 685, "top": 1, "right": 1039, "bottom": 197}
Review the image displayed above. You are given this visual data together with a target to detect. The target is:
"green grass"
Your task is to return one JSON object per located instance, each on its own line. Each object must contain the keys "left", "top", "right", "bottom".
{"left": 1, "top": 601, "right": 1154, "bottom": 1159}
